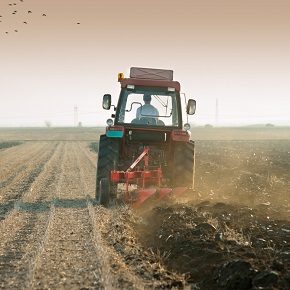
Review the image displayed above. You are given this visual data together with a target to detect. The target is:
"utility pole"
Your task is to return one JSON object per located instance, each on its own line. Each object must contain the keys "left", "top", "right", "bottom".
{"left": 74, "top": 106, "right": 78, "bottom": 127}
{"left": 215, "top": 98, "right": 219, "bottom": 127}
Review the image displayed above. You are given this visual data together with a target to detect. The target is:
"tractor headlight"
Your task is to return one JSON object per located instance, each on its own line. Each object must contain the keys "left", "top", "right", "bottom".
{"left": 127, "top": 84, "right": 135, "bottom": 90}
{"left": 168, "top": 87, "right": 175, "bottom": 92}
{"left": 184, "top": 123, "right": 191, "bottom": 131}
{"left": 106, "top": 119, "right": 113, "bottom": 126}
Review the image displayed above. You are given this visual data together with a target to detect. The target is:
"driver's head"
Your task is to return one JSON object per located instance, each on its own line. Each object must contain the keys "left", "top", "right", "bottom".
{"left": 143, "top": 93, "right": 152, "bottom": 104}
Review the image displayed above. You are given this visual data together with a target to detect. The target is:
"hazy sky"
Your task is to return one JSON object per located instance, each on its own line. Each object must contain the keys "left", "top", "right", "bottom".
{"left": 1, "top": 0, "right": 290, "bottom": 127}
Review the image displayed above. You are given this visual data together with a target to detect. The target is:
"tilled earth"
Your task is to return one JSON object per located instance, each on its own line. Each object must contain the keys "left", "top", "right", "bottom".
{"left": 138, "top": 140, "right": 290, "bottom": 289}
{"left": 0, "top": 128, "right": 290, "bottom": 289}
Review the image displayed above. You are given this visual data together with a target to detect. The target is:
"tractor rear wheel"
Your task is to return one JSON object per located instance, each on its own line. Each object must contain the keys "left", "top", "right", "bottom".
{"left": 95, "top": 134, "right": 119, "bottom": 203}
{"left": 172, "top": 140, "right": 195, "bottom": 189}
{"left": 98, "top": 178, "right": 110, "bottom": 206}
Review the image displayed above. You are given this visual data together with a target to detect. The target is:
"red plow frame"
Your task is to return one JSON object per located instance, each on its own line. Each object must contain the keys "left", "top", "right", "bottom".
{"left": 111, "top": 147, "right": 188, "bottom": 208}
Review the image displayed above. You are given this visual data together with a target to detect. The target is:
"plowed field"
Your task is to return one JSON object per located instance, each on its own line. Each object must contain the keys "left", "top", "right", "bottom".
{"left": 1, "top": 127, "right": 290, "bottom": 289}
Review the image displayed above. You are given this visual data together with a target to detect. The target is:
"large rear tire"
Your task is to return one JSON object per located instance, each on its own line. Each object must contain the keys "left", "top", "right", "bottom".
{"left": 98, "top": 178, "right": 110, "bottom": 206}
{"left": 95, "top": 134, "right": 119, "bottom": 203}
{"left": 172, "top": 140, "right": 195, "bottom": 189}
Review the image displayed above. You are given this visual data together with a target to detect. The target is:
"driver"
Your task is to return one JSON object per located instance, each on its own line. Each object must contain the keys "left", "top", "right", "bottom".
{"left": 136, "top": 93, "right": 159, "bottom": 120}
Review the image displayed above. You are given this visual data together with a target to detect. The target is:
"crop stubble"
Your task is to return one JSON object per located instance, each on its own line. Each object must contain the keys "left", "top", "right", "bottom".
{"left": 0, "top": 133, "right": 185, "bottom": 289}
{"left": 0, "top": 127, "right": 290, "bottom": 289}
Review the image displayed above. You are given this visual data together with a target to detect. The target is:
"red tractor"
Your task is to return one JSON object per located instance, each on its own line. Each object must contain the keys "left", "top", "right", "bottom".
{"left": 96, "top": 67, "right": 196, "bottom": 207}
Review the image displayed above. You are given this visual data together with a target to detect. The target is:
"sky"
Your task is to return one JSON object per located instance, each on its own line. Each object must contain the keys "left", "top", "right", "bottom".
{"left": 0, "top": 0, "right": 290, "bottom": 127}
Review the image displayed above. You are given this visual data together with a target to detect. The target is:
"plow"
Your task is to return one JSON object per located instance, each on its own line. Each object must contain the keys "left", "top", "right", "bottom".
{"left": 103, "top": 146, "right": 188, "bottom": 208}
{"left": 96, "top": 67, "right": 196, "bottom": 208}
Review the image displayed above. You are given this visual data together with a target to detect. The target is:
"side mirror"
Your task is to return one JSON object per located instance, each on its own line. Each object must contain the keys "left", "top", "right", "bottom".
{"left": 102, "top": 94, "right": 111, "bottom": 110}
{"left": 187, "top": 99, "right": 196, "bottom": 115}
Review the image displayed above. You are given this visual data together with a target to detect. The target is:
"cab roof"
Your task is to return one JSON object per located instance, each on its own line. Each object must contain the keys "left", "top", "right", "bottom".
{"left": 121, "top": 78, "right": 181, "bottom": 92}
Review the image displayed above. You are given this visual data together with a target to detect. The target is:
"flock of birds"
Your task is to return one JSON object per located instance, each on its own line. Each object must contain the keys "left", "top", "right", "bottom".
{"left": 1, "top": 0, "right": 80, "bottom": 35}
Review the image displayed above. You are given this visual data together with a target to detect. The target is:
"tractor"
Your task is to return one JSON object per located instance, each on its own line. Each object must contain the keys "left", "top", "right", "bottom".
{"left": 96, "top": 67, "right": 196, "bottom": 208}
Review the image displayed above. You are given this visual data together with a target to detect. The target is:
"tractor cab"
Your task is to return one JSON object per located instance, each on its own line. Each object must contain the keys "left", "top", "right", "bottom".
{"left": 102, "top": 67, "right": 196, "bottom": 130}
{"left": 116, "top": 86, "right": 181, "bottom": 127}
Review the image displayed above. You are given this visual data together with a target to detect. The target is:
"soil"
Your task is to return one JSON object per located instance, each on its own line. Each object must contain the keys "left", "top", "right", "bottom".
{"left": 137, "top": 139, "right": 290, "bottom": 289}
{"left": 0, "top": 128, "right": 290, "bottom": 289}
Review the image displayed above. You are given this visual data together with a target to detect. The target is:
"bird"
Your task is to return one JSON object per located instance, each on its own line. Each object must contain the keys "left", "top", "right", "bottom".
{"left": 28, "top": 10, "right": 32, "bottom": 13}
{"left": 42, "top": 14, "right": 46, "bottom": 16}
{"left": 14, "top": 30, "right": 18, "bottom": 32}
{"left": 77, "top": 22, "right": 80, "bottom": 24}
{"left": 23, "top": 21, "right": 27, "bottom": 24}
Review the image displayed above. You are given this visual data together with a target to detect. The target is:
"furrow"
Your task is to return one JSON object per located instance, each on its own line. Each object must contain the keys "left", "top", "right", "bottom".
{"left": 0, "top": 142, "right": 46, "bottom": 189}
{"left": 75, "top": 141, "right": 145, "bottom": 289}
{"left": 30, "top": 142, "right": 102, "bottom": 289}
{"left": 0, "top": 142, "right": 66, "bottom": 288}
{"left": 0, "top": 142, "right": 58, "bottom": 221}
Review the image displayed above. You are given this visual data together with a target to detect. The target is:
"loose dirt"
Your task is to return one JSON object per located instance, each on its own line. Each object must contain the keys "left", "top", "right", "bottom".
{"left": 0, "top": 128, "right": 289, "bottom": 289}
{"left": 137, "top": 140, "right": 290, "bottom": 289}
